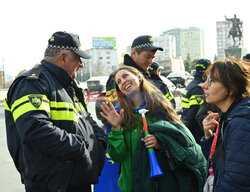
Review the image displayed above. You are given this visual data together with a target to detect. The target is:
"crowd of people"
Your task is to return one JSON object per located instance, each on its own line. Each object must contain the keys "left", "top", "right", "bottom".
{"left": 4, "top": 31, "right": 250, "bottom": 192}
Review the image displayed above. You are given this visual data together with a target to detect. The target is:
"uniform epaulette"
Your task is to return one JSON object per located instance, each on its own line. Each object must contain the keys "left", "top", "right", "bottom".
{"left": 26, "top": 67, "right": 42, "bottom": 80}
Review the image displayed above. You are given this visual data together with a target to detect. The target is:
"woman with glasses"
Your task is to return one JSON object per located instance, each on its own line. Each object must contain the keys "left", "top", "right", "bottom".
{"left": 201, "top": 57, "right": 250, "bottom": 192}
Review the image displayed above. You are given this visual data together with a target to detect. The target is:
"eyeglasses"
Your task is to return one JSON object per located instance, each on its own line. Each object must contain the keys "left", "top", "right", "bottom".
{"left": 206, "top": 76, "right": 214, "bottom": 86}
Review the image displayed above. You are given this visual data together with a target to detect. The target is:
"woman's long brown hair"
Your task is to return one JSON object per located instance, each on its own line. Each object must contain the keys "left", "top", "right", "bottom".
{"left": 113, "top": 66, "right": 182, "bottom": 131}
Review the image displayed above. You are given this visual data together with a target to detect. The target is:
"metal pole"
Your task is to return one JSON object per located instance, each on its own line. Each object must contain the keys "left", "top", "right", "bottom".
{"left": 2, "top": 59, "right": 5, "bottom": 89}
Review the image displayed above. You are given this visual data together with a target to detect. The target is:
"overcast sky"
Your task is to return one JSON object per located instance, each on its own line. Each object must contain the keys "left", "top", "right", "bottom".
{"left": 1, "top": 0, "right": 249, "bottom": 78}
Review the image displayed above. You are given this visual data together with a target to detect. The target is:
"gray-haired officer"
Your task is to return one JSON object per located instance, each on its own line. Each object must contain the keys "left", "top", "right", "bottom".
{"left": 5, "top": 31, "right": 107, "bottom": 192}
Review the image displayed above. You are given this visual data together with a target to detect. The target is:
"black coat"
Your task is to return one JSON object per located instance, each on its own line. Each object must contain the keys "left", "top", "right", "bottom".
{"left": 201, "top": 98, "right": 250, "bottom": 191}
{"left": 5, "top": 60, "right": 107, "bottom": 192}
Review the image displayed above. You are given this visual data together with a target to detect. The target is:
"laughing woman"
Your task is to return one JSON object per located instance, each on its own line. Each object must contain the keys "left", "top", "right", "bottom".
{"left": 201, "top": 57, "right": 250, "bottom": 192}
{"left": 100, "top": 66, "right": 207, "bottom": 192}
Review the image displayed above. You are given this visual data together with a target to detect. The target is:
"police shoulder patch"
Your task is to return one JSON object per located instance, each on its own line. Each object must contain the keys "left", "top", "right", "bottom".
{"left": 28, "top": 95, "right": 43, "bottom": 108}
{"left": 196, "top": 96, "right": 202, "bottom": 103}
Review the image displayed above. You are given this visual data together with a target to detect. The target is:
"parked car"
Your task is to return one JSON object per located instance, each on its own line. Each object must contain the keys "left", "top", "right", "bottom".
{"left": 167, "top": 71, "right": 193, "bottom": 87}
{"left": 190, "top": 69, "right": 196, "bottom": 76}
{"left": 160, "top": 75, "right": 183, "bottom": 114}
{"left": 160, "top": 75, "right": 176, "bottom": 93}
{"left": 87, "top": 76, "right": 109, "bottom": 93}
{"left": 79, "top": 81, "right": 89, "bottom": 105}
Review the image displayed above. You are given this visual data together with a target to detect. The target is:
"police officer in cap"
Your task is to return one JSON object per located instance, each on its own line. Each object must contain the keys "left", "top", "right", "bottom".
{"left": 106, "top": 35, "right": 164, "bottom": 104}
{"left": 181, "top": 58, "right": 211, "bottom": 144}
{"left": 5, "top": 31, "right": 107, "bottom": 192}
{"left": 148, "top": 61, "right": 175, "bottom": 108}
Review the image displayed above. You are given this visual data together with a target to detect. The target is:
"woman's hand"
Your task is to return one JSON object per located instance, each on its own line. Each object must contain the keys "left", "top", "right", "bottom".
{"left": 202, "top": 112, "right": 219, "bottom": 139}
{"left": 100, "top": 100, "right": 124, "bottom": 130}
{"left": 141, "top": 134, "right": 161, "bottom": 149}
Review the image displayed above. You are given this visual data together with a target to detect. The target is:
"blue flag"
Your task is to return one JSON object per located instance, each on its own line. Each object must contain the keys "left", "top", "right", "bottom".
{"left": 94, "top": 124, "right": 121, "bottom": 192}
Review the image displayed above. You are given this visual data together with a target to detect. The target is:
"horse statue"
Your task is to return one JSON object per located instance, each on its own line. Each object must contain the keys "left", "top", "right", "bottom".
{"left": 225, "top": 14, "right": 243, "bottom": 46}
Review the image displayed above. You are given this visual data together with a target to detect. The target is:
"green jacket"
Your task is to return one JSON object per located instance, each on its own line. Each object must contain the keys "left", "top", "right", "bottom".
{"left": 108, "top": 113, "right": 153, "bottom": 192}
{"left": 132, "top": 121, "right": 207, "bottom": 192}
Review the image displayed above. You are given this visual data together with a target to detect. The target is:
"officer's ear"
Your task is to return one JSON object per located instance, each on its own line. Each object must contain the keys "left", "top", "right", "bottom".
{"left": 59, "top": 51, "right": 68, "bottom": 63}
{"left": 156, "top": 69, "right": 160, "bottom": 76}
{"left": 131, "top": 49, "right": 137, "bottom": 59}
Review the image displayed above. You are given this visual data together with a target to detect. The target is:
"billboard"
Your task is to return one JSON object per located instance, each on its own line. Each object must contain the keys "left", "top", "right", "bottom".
{"left": 92, "top": 37, "right": 116, "bottom": 48}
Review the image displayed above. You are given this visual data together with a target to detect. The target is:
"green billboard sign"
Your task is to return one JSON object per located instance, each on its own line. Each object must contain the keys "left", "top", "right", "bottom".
{"left": 92, "top": 37, "right": 116, "bottom": 48}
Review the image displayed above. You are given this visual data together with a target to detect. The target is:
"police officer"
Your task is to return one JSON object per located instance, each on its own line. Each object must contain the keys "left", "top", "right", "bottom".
{"left": 5, "top": 31, "right": 107, "bottom": 192}
{"left": 181, "top": 59, "right": 211, "bottom": 144}
{"left": 148, "top": 61, "right": 175, "bottom": 108}
{"left": 106, "top": 35, "right": 173, "bottom": 106}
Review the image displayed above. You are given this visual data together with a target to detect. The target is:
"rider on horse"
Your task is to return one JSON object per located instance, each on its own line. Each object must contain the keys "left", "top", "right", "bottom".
{"left": 225, "top": 14, "right": 243, "bottom": 46}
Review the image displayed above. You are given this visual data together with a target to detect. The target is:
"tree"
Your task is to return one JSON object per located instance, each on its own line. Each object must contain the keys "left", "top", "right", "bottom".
{"left": 184, "top": 60, "right": 192, "bottom": 72}
{"left": 186, "top": 53, "right": 191, "bottom": 63}
{"left": 191, "top": 59, "right": 198, "bottom": 70}
{"left": 213, "top": 54, "right": 217, "bottom": 62}
{"left": 184, "top": 60, "right": 189, "bottom": 71}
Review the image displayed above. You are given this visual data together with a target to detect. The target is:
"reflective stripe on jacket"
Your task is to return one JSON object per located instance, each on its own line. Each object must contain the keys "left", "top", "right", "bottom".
{"left": 181, "top": 72, "right": 205, "bottom": 143}
{"left": 5, "top": 60, "right": 107, "bottom": 192}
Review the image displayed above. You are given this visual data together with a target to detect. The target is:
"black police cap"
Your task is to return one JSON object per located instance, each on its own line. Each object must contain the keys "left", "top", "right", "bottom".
{"left": 48, "top": 31, "right": 91, "bottom": 59}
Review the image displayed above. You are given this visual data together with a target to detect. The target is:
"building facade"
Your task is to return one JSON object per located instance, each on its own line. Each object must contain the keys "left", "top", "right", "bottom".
{"left": 154, "top": 27, "right": 205, "bottom": 62}
{"left": 154, "top": 33, "right": 176, "bottom": 61}
{"left": 216, "top": 21, "right": 233, "bottom": 60}
{"left": 161, "top": 28, "right": 182, "bottom": 58}
{"left": 76, "top": 37, "right": 119, "bottom": 82}
{"left": 76, "top": 48, "right": 118, "bottom": 82}
{"left": 180, "top": 27, "right": 205, "bottom": 61}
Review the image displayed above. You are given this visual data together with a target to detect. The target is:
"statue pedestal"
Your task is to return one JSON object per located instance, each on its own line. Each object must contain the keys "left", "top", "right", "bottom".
{"left": 225, "top": 46, "right": 247, "bottom": 59}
